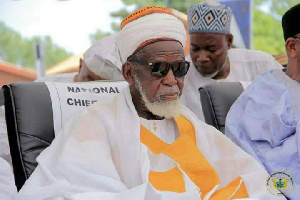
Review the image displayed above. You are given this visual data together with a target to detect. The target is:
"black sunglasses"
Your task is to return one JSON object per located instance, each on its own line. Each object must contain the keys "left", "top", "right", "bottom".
{"left": 129, "top": 59, "right": 190, "bottom": 78}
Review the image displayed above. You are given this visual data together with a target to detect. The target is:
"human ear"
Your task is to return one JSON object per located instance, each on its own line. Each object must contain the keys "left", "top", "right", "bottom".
{"left": 122, "top": 62, "right": 135, "bottom": 85}
{"left": 227, "top": 34, "right": 233, "bottom": 49}
{"left": 286, "top": 38, "right": 297, "bottom": 58}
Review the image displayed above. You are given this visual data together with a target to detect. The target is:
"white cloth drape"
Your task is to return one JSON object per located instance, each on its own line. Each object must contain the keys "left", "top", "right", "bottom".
{"left": 17, "top": 86, "right": 284, "bottom": 200}
{"left": 0, "top": 106, "right": 17, "bottom": 199}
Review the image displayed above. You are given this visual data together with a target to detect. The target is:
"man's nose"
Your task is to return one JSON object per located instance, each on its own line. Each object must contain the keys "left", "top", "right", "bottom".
{"left": 197, "top": 51, "right": 210, "bottom": 63}
{"left": 162, "top": 68, "right": 177, "bottom": 86}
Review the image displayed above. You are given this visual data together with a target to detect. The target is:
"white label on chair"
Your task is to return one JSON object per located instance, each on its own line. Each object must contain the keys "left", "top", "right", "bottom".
{"left": 45, "top": 81, "right": 128, "bottom": 135}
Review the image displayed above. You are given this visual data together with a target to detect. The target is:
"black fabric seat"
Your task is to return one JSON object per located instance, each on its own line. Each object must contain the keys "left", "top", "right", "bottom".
{"left": 3, "top": 82, "right": 54, "bottom": 190}
{"left": 199, "top": 82, "right": 244, "bottom": 133}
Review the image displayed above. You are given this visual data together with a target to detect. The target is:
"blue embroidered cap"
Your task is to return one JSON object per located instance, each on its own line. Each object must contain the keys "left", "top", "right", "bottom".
{"left": 188, "top": 3, "right": 232, "bottom": 34}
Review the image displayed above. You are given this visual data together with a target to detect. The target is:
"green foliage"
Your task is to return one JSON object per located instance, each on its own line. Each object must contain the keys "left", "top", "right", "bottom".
{"left": 252, "top": 9, "right": 285, "bottom": 54}
{"left": 255, "top": 0, "right": 299, "bottom": 17}
{"left": 0, "top": 21, "right": 71, "bottom": 70}
{"left": 119, "top": 0, "right": 204, "bottom": 11}
{"left": 43, "top": 36, "right": 72, "bottom": 69}
{"left": 252, "top": 0, "right": 297, "bottom": 54}
{"left": 108, "top": 0, "right": 204, "bottom": 32}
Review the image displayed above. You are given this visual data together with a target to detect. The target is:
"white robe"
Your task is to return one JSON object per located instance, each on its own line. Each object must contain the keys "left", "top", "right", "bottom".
{"left": 181, "top": 48, "right": 283, "bottom": 121}
{"left": 0, "top": 106, "right": 17, "bottom": 199}
{"left": 17, "top": 86, "right": 284, "bottom": 200}
{"left": 0, "top": 106, "right": 10, "bottom": 165}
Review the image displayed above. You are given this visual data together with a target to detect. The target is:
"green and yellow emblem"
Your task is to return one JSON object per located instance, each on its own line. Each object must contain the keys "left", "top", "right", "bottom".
{"left": 266, "top": 171, "right": 294, "bottom": 196}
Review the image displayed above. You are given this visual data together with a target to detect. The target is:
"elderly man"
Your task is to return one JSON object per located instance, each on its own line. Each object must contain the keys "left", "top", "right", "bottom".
{"left": 17, "top": 6, "right": 283, "bottom": 200}
{"left": 0, "top": 35, "right": 123, "bottom": 199}
{"left": 181, "top": 2, "right": 282, "bottom": 121}
{"left": 226, "top": 4, "right": 300, "bottom": 199}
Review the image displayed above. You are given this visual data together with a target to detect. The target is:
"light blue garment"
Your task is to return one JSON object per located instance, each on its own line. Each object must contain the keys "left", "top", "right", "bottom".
{"left": 225, "top": 69, "right": 300, "bottom": 199}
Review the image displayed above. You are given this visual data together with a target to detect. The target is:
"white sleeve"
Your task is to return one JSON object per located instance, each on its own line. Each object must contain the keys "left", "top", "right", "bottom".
{"left": 17, "top": 112, "right": 201, "bottom": 200}
{"left": 0, "top": 106, "right": 12, "bottom": 166}
{"left": 0, "top": 107, "right": 18, "bottom": 199}
{"left": 0, "top": 158, "right": 17, "bottom": 200}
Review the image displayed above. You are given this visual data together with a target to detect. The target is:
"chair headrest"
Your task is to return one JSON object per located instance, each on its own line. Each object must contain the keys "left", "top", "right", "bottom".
{"left": 45, "top": 81, "right": 128, "bottom": 135}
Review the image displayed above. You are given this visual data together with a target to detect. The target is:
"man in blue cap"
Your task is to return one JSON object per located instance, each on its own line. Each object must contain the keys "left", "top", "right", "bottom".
{"left": 181, "top": 2, "right": 282, "bottom": 121}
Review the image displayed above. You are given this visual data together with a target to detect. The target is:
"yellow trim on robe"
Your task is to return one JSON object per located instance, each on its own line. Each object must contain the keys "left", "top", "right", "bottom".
{"left": 140, "top": 115, "right": 249, "bottom": 199}
{"left": 149, "top": 167, "right": 185, "bottom": 193}
{"left": 210, "top": 177, "right": 249, "bottom": 200}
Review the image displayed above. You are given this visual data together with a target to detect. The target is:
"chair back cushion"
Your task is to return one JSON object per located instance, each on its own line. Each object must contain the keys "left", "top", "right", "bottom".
{"left": 199, "top": 82, "right": 244, "bottom": 133}
{"left": 3, "top": 82, "right": 54, "bottom": 190}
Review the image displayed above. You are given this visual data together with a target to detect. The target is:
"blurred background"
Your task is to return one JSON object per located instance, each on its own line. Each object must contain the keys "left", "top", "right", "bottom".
{"left": 0, "top": 0, "right": 297, "bottom": 87}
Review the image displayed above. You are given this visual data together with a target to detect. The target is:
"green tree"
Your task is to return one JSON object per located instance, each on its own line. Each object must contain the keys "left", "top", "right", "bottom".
{"left": 0, "top": 21, "right": 71, "bottom": 70}
{"left": 252, "top": 0, "right": 298, "bottom": 54}
{"left": 109, "top": 0, "right": 203, "bottom": 32}
{"left": 254, "top": 0, "right": 298, "bottom": 17}
{"left": 43, "top": 36, "right": 72, "bottom": 69}
{"left": 0, "top": 21, "right": 24, "bottom": 64}
{"left": 252, "top": 9, "right": 285, "bottom": 54}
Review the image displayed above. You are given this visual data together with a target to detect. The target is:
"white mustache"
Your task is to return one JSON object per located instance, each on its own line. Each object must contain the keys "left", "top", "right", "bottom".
{"left": 156, "top": 85, "right": 180, "bottom": 97}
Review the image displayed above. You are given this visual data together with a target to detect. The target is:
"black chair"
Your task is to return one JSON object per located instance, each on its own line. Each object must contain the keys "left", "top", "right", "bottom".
{"left": 3, "top": 82, "right": 54, "bottom": 191}
{"left": 199, "top": 82, "right": 244, "bottom": 134}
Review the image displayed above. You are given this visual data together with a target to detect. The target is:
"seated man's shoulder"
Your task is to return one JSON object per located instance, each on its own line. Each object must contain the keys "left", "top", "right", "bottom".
{"left": 234, "top": 70, "right": 285, "bottom": 107}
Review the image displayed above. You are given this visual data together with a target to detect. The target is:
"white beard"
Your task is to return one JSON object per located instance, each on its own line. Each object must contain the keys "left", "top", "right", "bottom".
{"left": 133, "top": 74, "right": 182, "bottom": 119}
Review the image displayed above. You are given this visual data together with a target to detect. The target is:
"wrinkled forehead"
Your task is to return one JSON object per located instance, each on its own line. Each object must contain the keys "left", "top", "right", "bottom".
{"left": 190, "top": 32, "right": 228, "bottom": 46}
{"left": 137, "top": 40, "right": 185, "bottom": 58}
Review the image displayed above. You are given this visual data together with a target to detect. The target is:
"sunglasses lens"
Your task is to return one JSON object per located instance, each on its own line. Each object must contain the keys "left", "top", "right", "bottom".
{"left": 151, "top": 62, "right": 169, "bottom": 77}
{"left": 173, "top": 62, "right": 190, "bottom": 77}
{"left": 151, "top": 61, "right": 190, "bottom": 78}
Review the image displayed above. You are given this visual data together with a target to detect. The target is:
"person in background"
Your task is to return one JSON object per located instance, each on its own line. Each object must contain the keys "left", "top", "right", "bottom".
{"left": 74, "top": 34, "right": 124, "bottom": 82}
{"left": 225, "top": 3, "right": 300, "bottom": 199}
{"left": 39, "top": 34, "right": 123, "bottom": 83}
{"left": 181, "top": 2, "right": 282, "bottom": 121}
{"left": 17, "top": 6, "right": 284, "bottom": 200}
